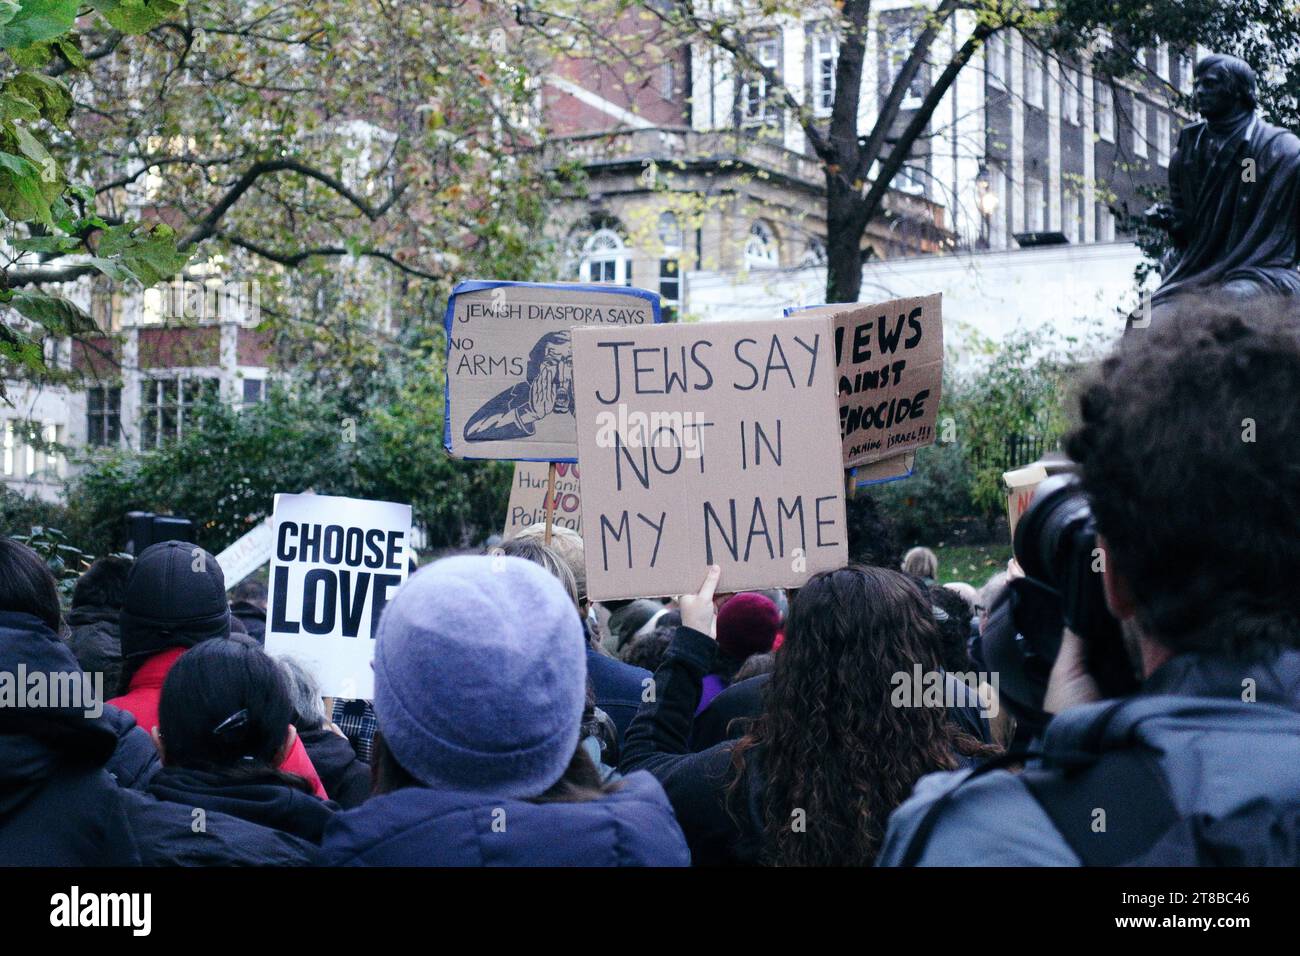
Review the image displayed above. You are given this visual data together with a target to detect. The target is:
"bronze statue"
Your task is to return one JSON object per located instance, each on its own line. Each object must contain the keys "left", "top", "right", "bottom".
{"left": 1148, "top": 54, "right": 1300, "bottom": 317}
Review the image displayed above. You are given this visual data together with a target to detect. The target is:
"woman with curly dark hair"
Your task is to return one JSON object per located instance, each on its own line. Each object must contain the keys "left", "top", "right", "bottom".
{"left": 620, "top": 564, "right": 998, "bottom": 865}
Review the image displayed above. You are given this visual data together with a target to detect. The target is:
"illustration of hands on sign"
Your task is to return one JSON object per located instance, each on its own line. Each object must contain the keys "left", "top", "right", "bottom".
{"left": 464, "top": 330, "right": 575, "bottom": 442}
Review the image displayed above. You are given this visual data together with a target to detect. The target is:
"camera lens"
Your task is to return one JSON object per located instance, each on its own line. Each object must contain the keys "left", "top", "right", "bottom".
{"left": 1013, "top": 473, "right": 1093, "bottom": 592}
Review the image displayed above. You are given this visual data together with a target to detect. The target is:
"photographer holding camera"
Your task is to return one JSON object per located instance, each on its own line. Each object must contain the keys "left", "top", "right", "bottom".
{"left": 880, "top": 296, "right": 1300, "bottom": 866}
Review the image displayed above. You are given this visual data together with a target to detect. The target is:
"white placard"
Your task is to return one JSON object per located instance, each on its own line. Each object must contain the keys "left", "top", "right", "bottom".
{"left": 264, "top": 493, "right": 412, "bottom": 698}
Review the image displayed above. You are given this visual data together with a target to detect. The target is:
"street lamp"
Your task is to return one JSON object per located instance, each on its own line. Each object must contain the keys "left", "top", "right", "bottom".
{"left": 975, "top": 163, "right": 1000, "bottom": 249}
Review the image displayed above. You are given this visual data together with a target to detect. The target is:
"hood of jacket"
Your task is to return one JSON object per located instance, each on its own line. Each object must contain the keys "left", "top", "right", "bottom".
{"left": 147, "top": 764, "right": 335, "bottom": 843}
{"left": 321, "top": 769, "right": 689, "bottom": 866}
{"left": 0, "top": 611, "right": 117, "bottom": 816}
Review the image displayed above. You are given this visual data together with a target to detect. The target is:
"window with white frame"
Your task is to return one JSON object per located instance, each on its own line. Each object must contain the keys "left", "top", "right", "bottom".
{"left": 656, "top": 215, "right": 683, "bottom": 317}
{"left": 1062, "top": 66, "right": 1080, "bottom": 125}
{"left": 1095, "top": 81, "right": 1115, "bottom": 142}
{"left": 1025, "top": 178, "right": 1045, "bottom": 232}
{"left": 1064, "top": 192, "right": 1080, "bottom": 243}
{"left": 657, "top": 211, "right": 682, "bottom": 252}
{"left": 27, "top": 423, "right": 62, "bottom": 480}
{"left": 1025, "top": 47, "right": 1044, "bottom": 109}
{"left": 659, "top": 259, "right": 680, "bottom": 322}
{"left": 87, "top": 385, "right": 122, "bottom": 447}
{"left": 241, "top": 378, "right": 266, "bottom": 405}
{"left": 1180, "top": 53, "right": 1194, "bottom": 92}
{"left": 801, "top": 239, "right": 827, "bottom": 267}
{"left": 885, "top": 19, "right": 926, "bottom": 108}
{"left": 987, "top": 33, "right": 1006, "bottom": 89}
{"left": 741, "top": 37, "right": 780, "bottom": 126}
{"left": 812, "top": 33, "right": 837, "bottom": 116}
{"left": 744, "top": 221, "right": 779, "bottom": 268}
{"left": 1157, "top": 112, "right": 1171, "bottom": 166}
{"left": 140, "top": 376, "right": 219, "bottom": 449}
{"left": 1097, "top": 204, "right": 1116, "bottom": 241}
{"left": 580, "top": 228, "right": 632, "bottom": 286}
{"left": 1156, "top": 43, "right": 1170, "bottom": 81}
{"left": 1132, "top": 98, "right": 1148, "bottom": 158}
{"left": 893, "top": 164, "right": 927, "bottom": 196}
{"left": 2, "top": 420, "right": 12, "bottom": 476}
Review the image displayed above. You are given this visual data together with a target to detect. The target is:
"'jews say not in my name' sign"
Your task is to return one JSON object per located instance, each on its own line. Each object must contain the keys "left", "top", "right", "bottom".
{"left": 443, "top": 280, "right": 660, "bottom": 463}
{"left": 264, "top": 493, "right": 412, "bottom": 698}
{"left": 572, "top": 315, "right": 848, "bottom": 600}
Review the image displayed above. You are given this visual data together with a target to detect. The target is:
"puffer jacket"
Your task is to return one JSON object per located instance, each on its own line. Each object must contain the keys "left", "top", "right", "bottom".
{"left": 879, "top": 649, "right": 1300, "bottom": 865}
{"left": 320, "top": 769, "right": 689, "bottom": 866}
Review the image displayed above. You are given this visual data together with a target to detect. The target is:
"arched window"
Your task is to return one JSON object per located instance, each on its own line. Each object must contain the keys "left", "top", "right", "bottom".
{"left": 745, "top": 221, "right": 779, "bottom": 269}
{"left": 801, "top": 239, "right": 827, "bottom": 267}
{"left": 657, "top": 211, "right": 683, "bottom": 252}
{"left": 580, "top": 228, "right": 631, "bottom": 285}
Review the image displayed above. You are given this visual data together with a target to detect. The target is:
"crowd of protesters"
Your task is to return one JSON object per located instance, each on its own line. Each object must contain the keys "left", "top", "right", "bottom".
{"left": 2, "top": 297, "right": 1300, "bottom": 866}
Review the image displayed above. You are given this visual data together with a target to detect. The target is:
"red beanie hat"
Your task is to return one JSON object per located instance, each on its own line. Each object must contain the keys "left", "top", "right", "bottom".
{"left": 716, "top": 593, "right": 781, "bottom": 661}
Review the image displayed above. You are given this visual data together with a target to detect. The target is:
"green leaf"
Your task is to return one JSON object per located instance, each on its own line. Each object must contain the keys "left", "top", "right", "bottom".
{"left": 93, "top": 222, "right": 191, "bottom": 285}
{"left": 4, "top": 72, "right": 72, "bottom": 125}
{"left": 8, "top": 289, "right": 96, "bottom": 334}
{"left": 0, "top": 322, "right": 43, "bottom": 371}
{"left": 0, "top": 0, "right": 80, "bottom": 50}
{"left": 7, "top": 38, "right": 53, "bottom": 67}
{"left": 87, "top": 255, "right": 134, "bottom": 282}
{"left": 0, "top": 149, "right": 52, "bottom": 225}
{"left": 53, "top": 34, "right": 83, "bottom": 68}
{"left": 0, "top": 90, "right": 40, "bottom": 122}
{"left": 13, "top": 123, "right": 55, "bottom": 179}
{"left": 89, "top": 0, "right": 185, "bottom": 35}
{"left": 10, "top": 232, "right": 80, "bottom": 252}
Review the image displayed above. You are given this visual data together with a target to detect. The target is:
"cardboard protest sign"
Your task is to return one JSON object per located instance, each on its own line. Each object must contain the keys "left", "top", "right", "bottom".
{"left": 444, "top": 280, "right": 660, "bottom": 463}
{"left": 1004, "top": 463, "right": 1048, "bottom": 540}
{"left": 852, "top": 451, "right": 915, "bottom": 489}
{"left": 791, "top": 294, "right": 943, "bottom": 468}
{"left": 504, "top": 461, "right": 582, "bottom": 537}
{"left": 571, "top": 315, "right": 848, "bottom": 600}
{"left": 215, "top": 516, "right": 274, "bottom": 587}
{"left": 264, "top": 493, "right": 412, "bottom": 698}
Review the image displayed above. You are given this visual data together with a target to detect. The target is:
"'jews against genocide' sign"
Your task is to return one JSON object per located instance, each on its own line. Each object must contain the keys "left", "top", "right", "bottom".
{"left": 264, "top": 493, "right": 412, "bottom": 698}
{"left": 794, "top": 294, "right": 943, "bottom": 468}
{"left": 572, "top": 315, "right": 848, "bottom": 600}
{"left": 444, "top": 280, "right": 660, "bottom": 462}
{"left": 504, "top": 461, "right": 582, "bottom": 538}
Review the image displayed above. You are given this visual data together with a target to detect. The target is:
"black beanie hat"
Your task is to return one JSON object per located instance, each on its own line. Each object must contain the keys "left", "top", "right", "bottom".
{"left": 119, "top": 540, "right": 231, "bottom": 661}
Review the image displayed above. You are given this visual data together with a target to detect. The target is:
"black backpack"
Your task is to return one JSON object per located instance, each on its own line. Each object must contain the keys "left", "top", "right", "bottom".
{"left": 898, "top": 700, "right": 1300, "bottom": 866}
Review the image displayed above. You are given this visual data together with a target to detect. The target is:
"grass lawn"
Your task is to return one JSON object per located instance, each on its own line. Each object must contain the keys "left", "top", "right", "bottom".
{"left": 932, "top": 541, "right": 1013, "bottom": 586}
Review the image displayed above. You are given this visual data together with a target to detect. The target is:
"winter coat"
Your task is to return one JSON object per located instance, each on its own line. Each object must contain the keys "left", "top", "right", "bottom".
{"left": 64, "top": 604, "right": 123, "bottom": 691}
{"left": 229, "top": 601, "right": 267, "bottom": 643}
{"left": 299, "top": 727, "right": 372, "bottom": 809}
{"left": 119, "top": 788, "right": 320, "bottom": 866}
{"left": 0, "top": 610, "right": 141, "bottom": 866}
{"left": 319, "top": 769, "right": 689, "bottom": 866}
{"left": 586, "top": 646, "right": 651, "bottom": 744}
{"left": 109, "top": 646, "right": 329, "bottom": 799}
{"left": 622, "top": 626, "right": 993, "bottom": 865}
{"left": 879, "top": 648, "right": 1300, "bottom": 866}
{"left": 147, "top": 765, "right": 336, "bottom": 843}
{"left": 100, "top": 703, "right": 161, "bottom": 790}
